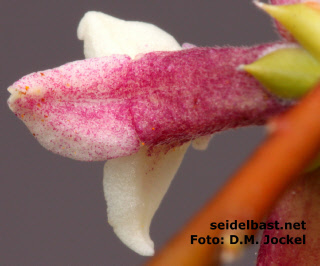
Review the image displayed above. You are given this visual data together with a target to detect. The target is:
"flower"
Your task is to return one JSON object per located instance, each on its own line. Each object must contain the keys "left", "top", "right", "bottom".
{"left": 6, "top": 0, "right": 319, "bottom": 261}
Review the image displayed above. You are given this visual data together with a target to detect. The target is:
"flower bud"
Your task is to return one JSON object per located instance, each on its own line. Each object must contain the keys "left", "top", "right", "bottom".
{"left": 257, "top": 2, "right": 320, "bottom": 61}
{"left": 244, "top": 47, "right": 320, "bottom": 99}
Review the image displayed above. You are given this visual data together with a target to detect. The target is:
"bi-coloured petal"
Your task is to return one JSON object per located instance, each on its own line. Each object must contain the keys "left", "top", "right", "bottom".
{"left": 8, "top": 55, "right": 139, "bottom": 161}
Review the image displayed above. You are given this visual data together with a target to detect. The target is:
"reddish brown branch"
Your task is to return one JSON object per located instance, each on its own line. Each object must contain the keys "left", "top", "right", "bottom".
{"left": 147, "top": 82, "right": 320, "bottom": 266}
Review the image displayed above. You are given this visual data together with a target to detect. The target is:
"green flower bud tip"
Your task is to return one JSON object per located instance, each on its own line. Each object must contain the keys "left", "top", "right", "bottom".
{"left": 243, "top": 47, "right": 320, "bottom": 99}
{"left": 256, "top": 1, "right": 320, "bottom": 62}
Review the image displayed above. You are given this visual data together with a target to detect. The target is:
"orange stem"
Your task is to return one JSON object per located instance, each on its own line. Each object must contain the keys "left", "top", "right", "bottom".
{"left": 147, "top": 83, "right": 320, "bottom": 266}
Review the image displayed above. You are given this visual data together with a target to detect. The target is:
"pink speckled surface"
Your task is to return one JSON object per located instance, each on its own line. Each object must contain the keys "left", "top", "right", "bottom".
{"left": 8, "top": 55, "right": 139, "bottom": 161}
{"left": 257, "top": 170, "right": 320, "bottom": 265}
{"left": 8, "top": 44, "right": 289, "bottom": 161}
{"left": 130, "top": 45, "right": 289, "bottom": 150}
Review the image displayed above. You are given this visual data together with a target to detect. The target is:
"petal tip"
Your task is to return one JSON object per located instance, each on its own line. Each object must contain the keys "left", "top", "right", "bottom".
{"left": 112, "top": 226, "right": 155, "bottom": 256}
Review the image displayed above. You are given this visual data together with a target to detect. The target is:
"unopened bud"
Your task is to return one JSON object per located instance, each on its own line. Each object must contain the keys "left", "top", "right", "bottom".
{"left": 244, "top": 47, "right": 320, "bottom": 99}
{"left": 257, "top": 2, "right": 320, "bottom": 62}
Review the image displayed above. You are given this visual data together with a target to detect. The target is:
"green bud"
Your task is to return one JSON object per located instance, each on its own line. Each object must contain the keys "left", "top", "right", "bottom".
{"left": 258, "top": 2, "right": 320, "bottom": 62}
{"left": 244, "top": 47, "right": 320, "bottom": 99}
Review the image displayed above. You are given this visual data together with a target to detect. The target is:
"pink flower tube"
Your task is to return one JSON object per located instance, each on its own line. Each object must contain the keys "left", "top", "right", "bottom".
{"left": 8, "top": 45, "right": 288, "bottom": 161}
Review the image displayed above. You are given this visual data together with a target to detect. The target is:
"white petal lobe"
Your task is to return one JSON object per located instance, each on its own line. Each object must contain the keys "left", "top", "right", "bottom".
{"left": 103, "top": 143, "right": 189, "bottom": 256}
{"left": 77, "top": 11, "right": 181, "bottom": 59}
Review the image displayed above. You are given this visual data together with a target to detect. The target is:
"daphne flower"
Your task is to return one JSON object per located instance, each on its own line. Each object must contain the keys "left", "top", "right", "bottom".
{"left": 7, "top": 0, "right": 317, "bottom": 260}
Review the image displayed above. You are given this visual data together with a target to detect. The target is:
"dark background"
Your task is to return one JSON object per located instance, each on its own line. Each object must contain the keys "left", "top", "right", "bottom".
{"left": 1, "top": 1, "right": 277, "bottom": 265}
